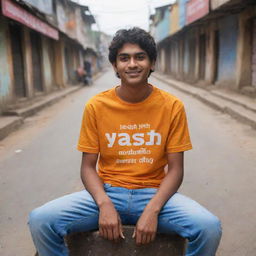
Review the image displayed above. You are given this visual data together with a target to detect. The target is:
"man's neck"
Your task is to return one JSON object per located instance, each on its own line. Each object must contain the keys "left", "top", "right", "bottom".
{"left": 116, "top": 82, "right": 152, "bottom": 103}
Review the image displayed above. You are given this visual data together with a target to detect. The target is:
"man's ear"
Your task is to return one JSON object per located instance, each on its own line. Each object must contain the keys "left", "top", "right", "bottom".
{"left": 112, "top": 62, "right": 120, "bottom": 78}
{"left": 112, "top": 62, "right": 117, "bottom": 72}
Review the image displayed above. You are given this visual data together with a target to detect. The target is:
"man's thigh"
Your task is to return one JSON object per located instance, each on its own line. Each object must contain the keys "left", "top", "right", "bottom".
{"left": 157, "top": 193, "right": 218, "bottom": 238}
{"left": 29, "top": 190, "right": 100, "bottom": 235}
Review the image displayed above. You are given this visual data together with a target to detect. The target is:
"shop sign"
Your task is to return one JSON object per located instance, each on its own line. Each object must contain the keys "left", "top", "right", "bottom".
{"left": 186, "top": 0, "right": 209, "bottom": 25}
{"left": 1, "top": 0, "right": 59, "bottom": 40}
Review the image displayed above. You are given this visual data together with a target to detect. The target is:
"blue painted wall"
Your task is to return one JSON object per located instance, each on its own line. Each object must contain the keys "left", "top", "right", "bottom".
{"left": 0, "top": 22, "right": 11, "bottom": 98}
{"left": 155, "top": 8, "right": 170, "bottom": 43}
{"left": 217, "top": 15, "right": 238, "bottom": 83}
{"left": 178, "top": 0, "right": 188, "bottom": 29}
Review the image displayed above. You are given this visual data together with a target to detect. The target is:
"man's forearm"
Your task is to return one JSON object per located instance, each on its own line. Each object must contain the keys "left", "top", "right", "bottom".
{"left": 81, "top": 166, "right": 112, "bottom": 207}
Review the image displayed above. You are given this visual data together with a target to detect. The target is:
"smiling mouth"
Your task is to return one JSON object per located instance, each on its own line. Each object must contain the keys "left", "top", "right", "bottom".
{"left": 125, "top": 71, "right": 141, "bottom": 75}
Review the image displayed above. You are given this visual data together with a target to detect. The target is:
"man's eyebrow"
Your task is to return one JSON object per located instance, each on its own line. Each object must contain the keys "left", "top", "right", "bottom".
{"left": 118, "top": 52, "right": 147, "bottom": 56}
{"left": 118, "top": 53, "right": 129, "bottom": 57}
{"left": 135, "top": 52, "right": 147, "bottom": 55}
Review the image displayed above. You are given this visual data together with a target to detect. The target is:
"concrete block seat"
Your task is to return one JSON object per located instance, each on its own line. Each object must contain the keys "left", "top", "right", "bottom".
{"left": 35, "top": 226, "right": 186, "bottom": 256}
{"left": 67, "top": 226, "right": 186, "bottom": 256}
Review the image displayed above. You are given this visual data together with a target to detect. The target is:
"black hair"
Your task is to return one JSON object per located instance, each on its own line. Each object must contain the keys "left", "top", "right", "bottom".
{"left": 108, "top": 27, "right": 157, "bottom": 66}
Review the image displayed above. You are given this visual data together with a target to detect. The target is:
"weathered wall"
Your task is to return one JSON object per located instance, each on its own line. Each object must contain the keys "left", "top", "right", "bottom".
{"left": 205, "top": 21, "right": 218, "bottom": 84}
{"left": 41, "top": 37, "right": 53, "bottom": 92}
{"left": 170, "top": 41, "right": 179, "bottom": 76}
{"left": 54, "top": 38, "right": 65, "bottom": 88}
{"left": 157, "top": 46, "right": 166, "bottom": 73}
{"left": 183, "top": 34, "right": 190, "bottom": 77}
{"left": 236, "top": 7, "right": 256, "bottom": 89}
{"left": 183, "top": 30, "right": 197, "bottom": 82}
{"left": 0, "top": 16, "right": 12, "bottom": 112}
{"left": 178, "top": 36, "right": 184, "bottom": 80}
{"left": 216, "top": 14, "right": 238, "bottom": 86}
{"left": 170, "top": 4, "right": 180, "bottom": 35}
{"left": 23, "top": 27, "right": 33, "bottom": 98}
{"left": 56, "top": 1, "right": 76, "bottom": 40}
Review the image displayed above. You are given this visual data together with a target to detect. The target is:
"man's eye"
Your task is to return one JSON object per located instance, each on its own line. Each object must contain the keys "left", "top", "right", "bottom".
{"left": 120, "top": 56, "right": 128, "bottom": 61}
{"left": 136, "top": 55, "right": 145, "bottom": 60}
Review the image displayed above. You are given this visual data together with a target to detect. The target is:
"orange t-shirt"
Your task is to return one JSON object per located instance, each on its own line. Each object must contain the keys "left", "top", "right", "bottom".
{"left": 77, "top": 85, "right": 192, "bottom": 189}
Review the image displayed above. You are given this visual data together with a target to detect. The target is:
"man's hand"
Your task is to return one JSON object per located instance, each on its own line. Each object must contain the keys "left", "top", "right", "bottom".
{"left": 99, "top": 201, "right": 125, "bottom": 241}
{"left": 132, "top": 209, "right": 158, "bottom": 245}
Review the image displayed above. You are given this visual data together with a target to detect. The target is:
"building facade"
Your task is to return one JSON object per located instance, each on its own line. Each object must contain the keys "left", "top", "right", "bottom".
{"left": 0, "top": 0, "right": 99, "bottom": 114}
{"left": 151, "top": 0, "right": 256, "bottom": 97}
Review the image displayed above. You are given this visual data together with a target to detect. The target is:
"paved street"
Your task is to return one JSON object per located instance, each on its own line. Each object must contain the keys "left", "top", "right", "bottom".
{"left": 0, "top": 69, "right": 256, "bottom": 256}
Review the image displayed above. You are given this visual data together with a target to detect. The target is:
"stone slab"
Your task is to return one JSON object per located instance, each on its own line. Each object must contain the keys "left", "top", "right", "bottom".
{"left": 65, "top": 226, "right": 186, "bottom": 256}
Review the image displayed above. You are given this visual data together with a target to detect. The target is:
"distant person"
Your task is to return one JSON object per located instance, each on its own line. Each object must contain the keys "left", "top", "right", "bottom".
{"left": 83, "top": 60, "right": 92, "bottom": 85}
{"left": 76, "top": 66, "right": 86, "bottom": 84}
{"left": 29, "top": 27, "right": 222, "bottom": 256}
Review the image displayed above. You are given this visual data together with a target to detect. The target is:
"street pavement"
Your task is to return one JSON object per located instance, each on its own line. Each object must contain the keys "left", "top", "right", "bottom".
{"left": 0, "top": 70, "right": 256, "bottom": 256}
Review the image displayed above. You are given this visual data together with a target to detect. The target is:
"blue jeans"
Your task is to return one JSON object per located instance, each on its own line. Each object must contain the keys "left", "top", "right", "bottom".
{"left": 28, "top": 184, "right": 222, "bottom": 256}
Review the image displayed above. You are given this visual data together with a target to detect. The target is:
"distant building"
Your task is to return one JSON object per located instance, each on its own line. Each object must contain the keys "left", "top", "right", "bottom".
{"left": 150, "top": 0, "right": 256, "bottom": 97}
{"left": 0, "top": 0, "right": 102, "bottom": 114}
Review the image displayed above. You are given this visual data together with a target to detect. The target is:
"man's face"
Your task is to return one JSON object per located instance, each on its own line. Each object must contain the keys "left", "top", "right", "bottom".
{"left": 113, "top": 43, "right": 155, "bottom": 86}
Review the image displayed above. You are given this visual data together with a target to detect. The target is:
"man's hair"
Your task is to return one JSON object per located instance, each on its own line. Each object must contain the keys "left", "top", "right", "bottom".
{"left": 108, "top": 27, "right": 157, "bottom": 64}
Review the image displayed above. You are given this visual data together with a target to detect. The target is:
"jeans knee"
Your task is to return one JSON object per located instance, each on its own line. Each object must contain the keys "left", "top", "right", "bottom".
{"left": 28, "top": 207, "right": 50, "bottom": 234}
{"left": 199, "top": 215, "right": 222, "bottom": 241}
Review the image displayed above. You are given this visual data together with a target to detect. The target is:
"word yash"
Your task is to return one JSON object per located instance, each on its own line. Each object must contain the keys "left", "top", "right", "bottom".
{"left": 105, "top": 130, "right": 161, "bottom": 148}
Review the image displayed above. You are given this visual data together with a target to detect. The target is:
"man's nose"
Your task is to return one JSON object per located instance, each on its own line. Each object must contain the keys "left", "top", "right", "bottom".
{"left": 128, "top": 58, "right": 138, "bottom": 68}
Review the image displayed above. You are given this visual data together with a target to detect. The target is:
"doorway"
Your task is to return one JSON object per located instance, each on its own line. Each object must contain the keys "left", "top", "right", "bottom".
{"left": 9, "top": 23, "right": 26, "bottom": 98}
{"left": 30, "top": 31, "right": 43, "bottom": 92}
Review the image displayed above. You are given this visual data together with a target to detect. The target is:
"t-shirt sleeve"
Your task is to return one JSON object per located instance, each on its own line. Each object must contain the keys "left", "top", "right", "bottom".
{"left": 166, "top": 103, "right": 192, "bottom": 153}
{"left": 77, "top": 102, "right": 99, "bottom": 153}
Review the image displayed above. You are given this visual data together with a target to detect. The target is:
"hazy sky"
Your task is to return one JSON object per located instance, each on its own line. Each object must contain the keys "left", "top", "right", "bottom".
{"left": 76, "top": 0, "right": 175, "bottom": 35}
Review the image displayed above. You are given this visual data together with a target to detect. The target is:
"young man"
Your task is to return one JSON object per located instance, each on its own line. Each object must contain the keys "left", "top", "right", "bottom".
{"left": 29, "top": 27, "right": 222, "bottom": 256}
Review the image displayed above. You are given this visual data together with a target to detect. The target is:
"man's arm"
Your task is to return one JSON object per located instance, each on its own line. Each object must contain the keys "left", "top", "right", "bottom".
{"left": 133, "top": 152, "right": 184, "bottom": 244}
{"left": 80, "top": 152, "right": 124, "bottom": 241}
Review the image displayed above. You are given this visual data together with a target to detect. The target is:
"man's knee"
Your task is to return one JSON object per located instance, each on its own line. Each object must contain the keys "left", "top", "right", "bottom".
{"left": 28, "top": 206, "right": 55, "bottom": 235}
{"left": 196, "top": 214, "right": 222, "bottom": 241}
{"left": 29, "top": 208, "right": 44, "bottom": 231}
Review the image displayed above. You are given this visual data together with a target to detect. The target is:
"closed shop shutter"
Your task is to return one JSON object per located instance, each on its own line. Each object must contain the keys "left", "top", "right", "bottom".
{"left": 65, "top": 46, "right": 73, "bottom": 82}
{"left": 48, "top": 39, "right": 57, "bottom": 87}
{"left": 199, "top": 34, "right": 206, "bottom": 80}
{"left": 214, "top": 30, "right": 220, "bottom": 83}
{"left": 188, "top": 35, "right": 196, "bottom": 80}
{"left": 252, "top": 19, "right": 256, "bottom": 87}
{"left": 30, "top": 31, "right": 43, "bottom": 92}
{"left": 9, "top": 23, "right": 26, "bottom": 98}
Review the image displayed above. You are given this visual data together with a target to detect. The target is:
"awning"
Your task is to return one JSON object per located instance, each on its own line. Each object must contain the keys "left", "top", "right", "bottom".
{"left": 1, "top": 0, "right": 59, "bottom": 40}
